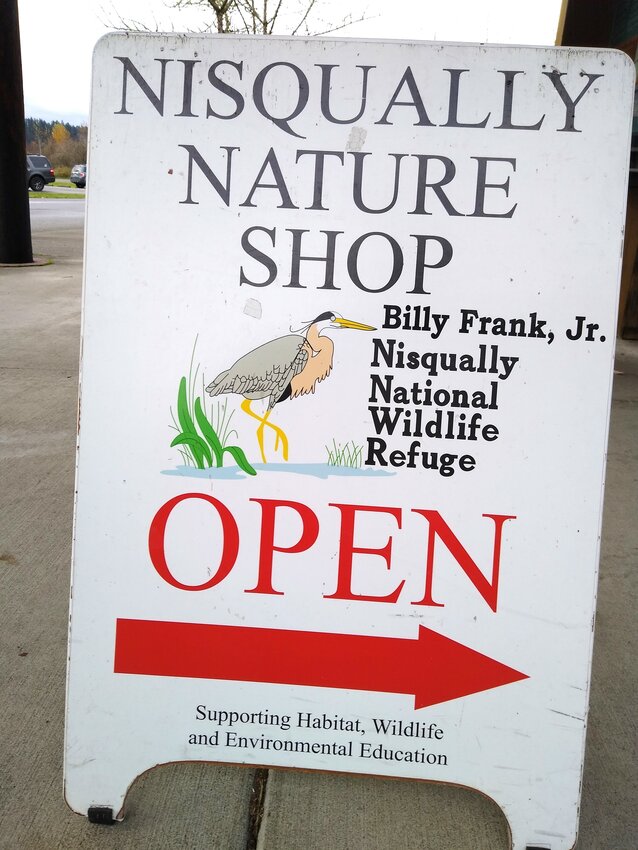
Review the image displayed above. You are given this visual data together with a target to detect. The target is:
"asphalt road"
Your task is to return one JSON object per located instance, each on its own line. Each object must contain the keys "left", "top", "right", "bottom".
{"left": 29, "top": 198, "right": 86, "bottom": 231}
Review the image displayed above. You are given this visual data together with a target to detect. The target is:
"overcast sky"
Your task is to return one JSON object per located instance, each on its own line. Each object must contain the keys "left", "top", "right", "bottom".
{"left": 18, "top": 0, "right": 564, "bottom": 122}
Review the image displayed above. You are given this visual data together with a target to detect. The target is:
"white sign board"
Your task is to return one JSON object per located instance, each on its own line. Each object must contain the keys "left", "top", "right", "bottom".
{"left": 65, "top": 33, "right": 634, "bottom": 850}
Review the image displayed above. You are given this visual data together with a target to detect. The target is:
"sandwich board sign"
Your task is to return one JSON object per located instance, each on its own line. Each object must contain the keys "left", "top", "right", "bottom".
{"left": 65, "top": 32, "right": 634, "bottom": 850}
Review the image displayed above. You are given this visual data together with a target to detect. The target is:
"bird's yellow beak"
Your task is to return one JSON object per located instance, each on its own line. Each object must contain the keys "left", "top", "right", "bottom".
{"left": 333, "top": 317, "right": 376, "bottom": 331}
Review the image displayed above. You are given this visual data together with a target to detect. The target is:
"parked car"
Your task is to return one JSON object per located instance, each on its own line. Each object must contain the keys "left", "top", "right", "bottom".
{"left": 70, "top": 164, "right": 87, "bottom": 189}
{"left": 26, "top": 154, "right": 55, "bottom": 191}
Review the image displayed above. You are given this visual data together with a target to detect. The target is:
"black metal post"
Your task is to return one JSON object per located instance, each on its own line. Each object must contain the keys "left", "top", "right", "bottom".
{"left": 0, "top": 0, "right": 33, "bottom": 264}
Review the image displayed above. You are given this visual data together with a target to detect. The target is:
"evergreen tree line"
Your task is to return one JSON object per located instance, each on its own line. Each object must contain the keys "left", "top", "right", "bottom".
{"left": 25, "top": 117, "right": 88, "bottom": 168}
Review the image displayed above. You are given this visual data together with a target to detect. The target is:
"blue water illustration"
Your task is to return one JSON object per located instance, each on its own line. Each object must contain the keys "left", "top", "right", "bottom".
{"left": 162, "top": 463, "right": 396, "bottom": 481}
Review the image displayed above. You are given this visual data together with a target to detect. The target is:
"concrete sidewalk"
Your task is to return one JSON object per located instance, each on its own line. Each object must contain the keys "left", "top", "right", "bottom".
{"left": 0, "top": 218, "right": 635, "bottom": 850}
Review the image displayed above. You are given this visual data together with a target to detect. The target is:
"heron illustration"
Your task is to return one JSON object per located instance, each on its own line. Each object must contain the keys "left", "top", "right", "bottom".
{"left": 206, "top": 311, "right": 376, "bottom": 463}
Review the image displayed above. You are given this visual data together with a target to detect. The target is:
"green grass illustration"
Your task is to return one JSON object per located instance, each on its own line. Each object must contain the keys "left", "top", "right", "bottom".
{"left": 170, "top": 342, "right": 256, "bottom": 475}
{"left": 325, "top": 439, "right": 364, "bottom": 468}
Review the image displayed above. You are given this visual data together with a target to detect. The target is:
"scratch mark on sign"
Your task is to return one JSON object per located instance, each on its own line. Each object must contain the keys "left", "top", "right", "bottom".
{"left": 244, "top": 298, "right": 262, "bottom": 319}
{"left": 549, "top": 709, "right": 583, "bottom": 721}
{"left": 346, "top": 127, "right": 367, "bottom": 151}
{"left": 69, "top": 757, "right": 97, "bottom": 769}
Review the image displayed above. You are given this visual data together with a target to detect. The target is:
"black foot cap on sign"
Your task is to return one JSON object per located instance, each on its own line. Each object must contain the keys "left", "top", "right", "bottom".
{"left": 526, "top": 846, "right": 551, "bottom": 850}
{"left": 88, "top": 806, "right": 115, "bottom": 825}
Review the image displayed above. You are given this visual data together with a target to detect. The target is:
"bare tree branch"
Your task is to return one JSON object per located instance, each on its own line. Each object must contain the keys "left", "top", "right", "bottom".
{"left": 267, "top": 0, "right": 285, "bottom": 34}
{"left": 290, "top": 0, "right": 316, "bottom": 36}
{"left": 105, "top": 0, "right": 373, "bottom": 38}
{"left": 233, "top": 1, "right": 252, "bottom": 33}
{"left": 311, "top": 13, "right": 371, "bottom": 38}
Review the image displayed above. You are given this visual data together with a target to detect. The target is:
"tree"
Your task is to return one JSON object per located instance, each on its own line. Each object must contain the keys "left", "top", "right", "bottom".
{"left": 25, "top": 119, "right": 88, "bottom": 163}
{"left": 44, "top": 124, "right": 87, "bottom": 169}
{"left": 177, "top": 0, "right": 362, "bottom": 35}
{"left": 51, "top": 122, "right": 71, "bottom": 145}
{"left": 112, "top": 0, "right": 367, "bottom": 38}
{"left": 30, "top": 118, "right": 49, "bottom": 154}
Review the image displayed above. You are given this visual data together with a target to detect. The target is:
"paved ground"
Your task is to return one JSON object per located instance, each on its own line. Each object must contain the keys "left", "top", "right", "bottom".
{"left": 0, "top": 204, "right": 635, "bottom": 849}
{"left": 44, "top": 183, "right": 85, "bottom": 194}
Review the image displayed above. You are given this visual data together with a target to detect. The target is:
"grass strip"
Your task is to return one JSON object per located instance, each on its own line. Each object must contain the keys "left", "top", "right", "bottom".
{"left": 29, "top": 191, "right": 85, "bottom": 199}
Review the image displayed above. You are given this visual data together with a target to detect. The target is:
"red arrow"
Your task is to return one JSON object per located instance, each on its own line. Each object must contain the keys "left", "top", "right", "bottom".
{"left": 114, "top": 619, "right": 528, "bottom": 709}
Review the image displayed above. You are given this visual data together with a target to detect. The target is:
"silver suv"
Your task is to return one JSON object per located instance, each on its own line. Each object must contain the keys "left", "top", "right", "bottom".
{"left": 70, "top": 164, "right": 87, "bottom": 189}
{"left": 26, "top": 155, "right": 55, "bottom": 192}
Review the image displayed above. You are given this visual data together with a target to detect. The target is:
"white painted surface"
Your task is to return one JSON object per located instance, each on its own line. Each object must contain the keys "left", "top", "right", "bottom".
{"left": 65, "top": 34, "right": 634, "bottom": 850}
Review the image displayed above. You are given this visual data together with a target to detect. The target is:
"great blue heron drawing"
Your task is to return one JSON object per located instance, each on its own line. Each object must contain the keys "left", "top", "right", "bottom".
{"left": 206, "top": 311, "right": 376, "bottom": 463}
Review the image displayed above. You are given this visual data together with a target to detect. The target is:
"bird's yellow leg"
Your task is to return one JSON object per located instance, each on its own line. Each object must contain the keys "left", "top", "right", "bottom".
{"left": 240, "top": 400, "right": 289, "bottom": 462}
{"left": 241, "top": 399, "right": 268, "bottom": 463}
{"left": 263, "top": 410, "right": 289, "bottom": 462}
